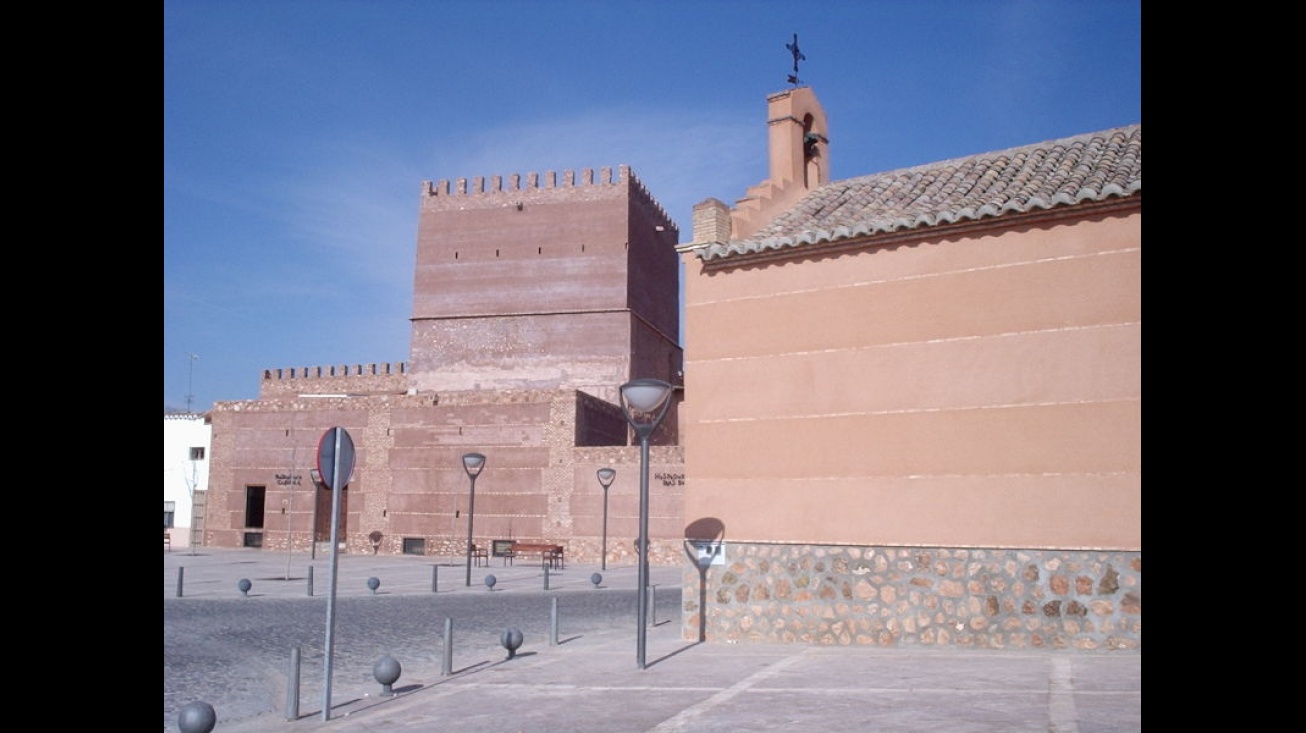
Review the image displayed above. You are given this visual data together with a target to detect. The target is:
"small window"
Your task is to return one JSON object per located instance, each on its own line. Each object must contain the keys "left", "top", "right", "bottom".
{"left": 164, "top": 501, "right": 176, "bottom": 529}
{"left": 189, "top": 447, "right": 206, "bottom": 460}
{"left": 402, "top": 537, "right": 426, "bottom": 556}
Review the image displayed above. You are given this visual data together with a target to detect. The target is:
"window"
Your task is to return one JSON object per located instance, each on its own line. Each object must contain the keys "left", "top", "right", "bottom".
{"left": 189, "top": 447, "right": 206, "bottom": 460}
{"left": 164, "top": 501, "right": 176, "bottom": 529}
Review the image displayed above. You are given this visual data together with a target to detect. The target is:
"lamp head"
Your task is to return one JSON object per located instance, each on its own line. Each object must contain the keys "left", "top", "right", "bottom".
{"left": 618, "top": 378, "right": 674, "bottom": 438}
{"left": 462, "top": 452, "right": 486, "bottom": 478}
{"left": 597, "top": 467, "right": 616, "bottom": 490}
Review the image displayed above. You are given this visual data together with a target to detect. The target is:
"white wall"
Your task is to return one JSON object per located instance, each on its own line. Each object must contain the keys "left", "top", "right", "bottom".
{"left": 163, "top": 413, "right": 211, "bottom": 547}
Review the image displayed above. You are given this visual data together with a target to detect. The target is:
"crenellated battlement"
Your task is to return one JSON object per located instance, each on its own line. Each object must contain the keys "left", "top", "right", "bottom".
{"left": 259, "top": 362, "right": 409, "bottom": 399}
{"left": 424, "top": 165, "right": 630, "bottom": 197}
{"left": 422, "top": 164, "right": 674, "bottom": 227}
{"left": 263, "top": 362, "right": 407, "bottom": 381}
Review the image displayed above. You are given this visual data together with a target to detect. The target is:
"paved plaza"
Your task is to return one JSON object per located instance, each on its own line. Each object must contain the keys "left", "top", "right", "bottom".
{"left": 165, "top": 547, "right": 1141, "bottom": 732}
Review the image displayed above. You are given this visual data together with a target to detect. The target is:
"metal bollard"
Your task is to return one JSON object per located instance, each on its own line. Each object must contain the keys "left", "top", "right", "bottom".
{"left": 307, "top": 565, "right": 314, "bottom": 597}
{"left": 485, "top": 574, "right": 497, "bottom": 591}
{"left": 543, "top": 564, "right": 550, "bottom": 591}
{"left": 550, "top": 597, "right": 559, "bottom": 646}
{"left": 367, "top": 576, "right": 381, "bottom": 594}
{"left": 238, "top": 578, "right": 252, "bottom": 597}
{"left": 442, "top": 617, "right": 453, "bottom": 676}
{"left": 432, "top": 565, "right": 439, "bottom": 593}
{"left": 286, "top": 646, "right": 301, "bottom": 720}
{"left": 176, "top": 566, "right": 185, "bottom": 598}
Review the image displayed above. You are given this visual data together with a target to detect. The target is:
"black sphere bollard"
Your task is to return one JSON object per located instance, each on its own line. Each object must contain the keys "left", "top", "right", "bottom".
{"left": 177, "top": 701, "right": 217, "bottom": 733}
{"left": 590, "top": 572, "right": 602, "bottom": 589}
{"left": 367, "top": 576, "right": 381, "bottom": 594}
{"left": 485, "top": 574, "right": 497, "bottom": 591}
{"left": 237, "top": 578, "right": 252, "bottom": 597}
{"left": 500, "top": 627, "right": 524, "bottom": 660}
{"left": 373, "top": 655, "right": 402, "bottom": 696}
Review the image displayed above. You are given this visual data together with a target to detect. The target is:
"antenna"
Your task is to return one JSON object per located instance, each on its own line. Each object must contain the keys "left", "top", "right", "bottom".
{"left": 185, "top": 352, "right": 199, "bottom": 413}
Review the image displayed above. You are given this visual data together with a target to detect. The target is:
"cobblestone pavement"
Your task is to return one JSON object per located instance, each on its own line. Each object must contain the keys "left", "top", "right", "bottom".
{"left": 164, "top": 548, "right": 1141, "bottom": 733}
{"left": 165, "top": 548, "right": 684, "bottom": 729}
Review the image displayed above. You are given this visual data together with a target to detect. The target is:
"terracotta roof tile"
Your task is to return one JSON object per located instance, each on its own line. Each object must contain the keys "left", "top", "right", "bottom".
{"left": 700, "top": 124, "right": 1141, "bottom": 261}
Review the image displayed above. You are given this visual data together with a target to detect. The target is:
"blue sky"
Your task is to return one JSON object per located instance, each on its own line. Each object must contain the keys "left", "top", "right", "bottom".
{"left": 164, "top": 0, "right": 1141, "bottom": 413}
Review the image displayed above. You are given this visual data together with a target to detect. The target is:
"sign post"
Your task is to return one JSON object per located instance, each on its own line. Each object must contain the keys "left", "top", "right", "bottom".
{"left": 316, "top": 427, "right": 355, "bottom": 721}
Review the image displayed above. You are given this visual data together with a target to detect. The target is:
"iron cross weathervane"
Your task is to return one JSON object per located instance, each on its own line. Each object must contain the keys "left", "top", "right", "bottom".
{"left": 786, "top": 33, "right": 805, "bottom": 86}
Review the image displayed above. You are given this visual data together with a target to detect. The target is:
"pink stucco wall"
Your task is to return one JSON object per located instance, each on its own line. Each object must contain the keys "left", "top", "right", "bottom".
{"left": 681, "top": 209, "right": 1141, "bottom": 550}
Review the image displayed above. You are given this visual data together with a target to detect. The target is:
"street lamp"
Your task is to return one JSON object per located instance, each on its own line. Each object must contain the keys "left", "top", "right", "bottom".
{"left": 618, "top": 378, "right": 674, "bottom": 670}
{"left": 597, "top": 467, "right": 616, "bottom": 571}
{"left": 462, "top": 452, "right": 486, "bottom": 587}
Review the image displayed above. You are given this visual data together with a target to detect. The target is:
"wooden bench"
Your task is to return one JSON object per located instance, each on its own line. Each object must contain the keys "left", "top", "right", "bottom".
{"left": 510, "top": 542, "right": 565, "bottom": 569}
{"left": 164, "top": 531, "right": 172, "bottom": 552}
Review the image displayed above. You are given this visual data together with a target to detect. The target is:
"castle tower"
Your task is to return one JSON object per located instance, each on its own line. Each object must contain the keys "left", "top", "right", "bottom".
{"left": 409, "top": 166, "right": 682, "bottom": 402}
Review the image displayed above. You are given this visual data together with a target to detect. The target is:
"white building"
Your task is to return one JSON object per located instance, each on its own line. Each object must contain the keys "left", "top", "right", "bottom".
{"left": 163, "top": 412, "right": 210, "bottom": 549}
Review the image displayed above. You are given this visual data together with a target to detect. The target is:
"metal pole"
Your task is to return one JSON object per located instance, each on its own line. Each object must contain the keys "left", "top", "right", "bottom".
{"left": 286, "top": 646, "right": 301, "bottom": 721}
{"left": 442, "top": 617, "right": 453, "bottom": 676}
{"left": 310, "top": 476, "right": 319, "bottom": 561}
{"left": 550, "top": 597, "right": 559, "bottom": 645}
{"left": 321, "top": 433, "right": 344, "bottom": 721}
{"left": 636, "top": 434, "right": 651, "bottom": 670}
{"left": 285, "top": 429, "right": 297, "bottom": 580}
{"left": 601, "top": 486, "right": 609, "bottom": 572}
{"left": 176, "top": 566, "right": 184, "bottom": 598}
{"left": 464, "top": 473, "right": 477, "bottom": 587}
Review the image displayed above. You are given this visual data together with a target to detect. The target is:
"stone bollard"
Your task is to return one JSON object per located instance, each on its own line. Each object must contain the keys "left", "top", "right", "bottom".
{"left": 590, "top": 572, "right": 602, "bottom": 589}
{"left": 177, "top": 701, "right": 216, "bottom": 733}
{"left": 367, "top": 576, "right": 381, "bottom": 594}
{"left": 500, "top": 628, "right": 524, "bottom": 660}
{"left": 237, "top": 578, "right": 252, "bottom": 597}
{"left": 485, "top": 574, "right": 497, "bottom": 591}
{"left": 373, "top": 655, "right": 402, "bottom": 696}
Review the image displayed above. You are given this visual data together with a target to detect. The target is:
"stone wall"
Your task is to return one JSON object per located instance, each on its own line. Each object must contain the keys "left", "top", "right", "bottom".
{"left": 681, "top": 542, "right": 1140, "bottom": 652}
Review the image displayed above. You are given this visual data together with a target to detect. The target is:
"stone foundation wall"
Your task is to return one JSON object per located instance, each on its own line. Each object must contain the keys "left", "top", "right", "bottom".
{"left": 682, "top": 543, "right": 1140, "bottom": 652}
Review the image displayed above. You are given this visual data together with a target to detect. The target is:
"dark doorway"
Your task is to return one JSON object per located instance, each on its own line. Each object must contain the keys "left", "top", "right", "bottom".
{"left": 315, "top": 484, "right": 348, "bottom": 542}
{"left": 245, "top": 485, "right": 266, "bottom": 528}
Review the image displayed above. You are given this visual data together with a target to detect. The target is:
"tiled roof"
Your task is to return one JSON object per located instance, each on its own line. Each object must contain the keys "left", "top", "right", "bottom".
{"left": 700, "top": 124, "right": 1141, "bottom": 261}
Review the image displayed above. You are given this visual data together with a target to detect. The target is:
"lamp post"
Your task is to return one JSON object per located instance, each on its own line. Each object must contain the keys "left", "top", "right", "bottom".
{"left": 597, "top": 467, "right": 616, "bottom": 571}
{"left": 309, "top": 469, "right": 323, "bottom": 560}
{"left": 618, "top": 378, "right": 674, "bottom": 670}
{"left": 462, "top": 452, "right": 486, "bottom": 587}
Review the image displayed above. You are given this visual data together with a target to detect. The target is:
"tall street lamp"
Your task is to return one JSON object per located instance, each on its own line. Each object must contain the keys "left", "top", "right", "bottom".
{"left": 462, "top": 452, "right": 486, "bottom": 587}
{"left": 618, "top": 378, "right": 674, "bottom": 670}
{"left": 597, "top": 467, "right": 616, "bottom": 571}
